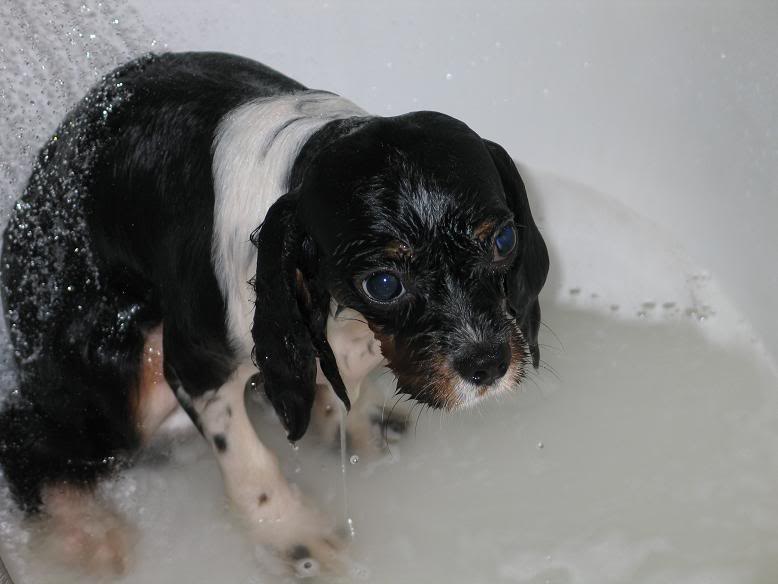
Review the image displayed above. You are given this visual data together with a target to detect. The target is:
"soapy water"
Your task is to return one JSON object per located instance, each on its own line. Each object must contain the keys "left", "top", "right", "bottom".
{"left": 2, "top": 2, "right": 778, "bottom": 583}
{"left": 2, "top": 293, "right": 778, "bottom": 584}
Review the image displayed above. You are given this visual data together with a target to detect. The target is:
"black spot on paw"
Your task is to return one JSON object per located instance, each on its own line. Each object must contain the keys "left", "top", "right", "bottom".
{"left": 288, "top": 544, "right": 311, "bottom": 561}
{"left": 213, "top": 433, "right": 227, "bottom": 453}
{"left": 371, "top": 413, "right": 408, "bottom": 433}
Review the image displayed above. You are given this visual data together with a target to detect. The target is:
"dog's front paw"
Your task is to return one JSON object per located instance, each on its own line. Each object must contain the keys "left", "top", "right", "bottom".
{"left": 244, "top": 487, "right": 346, "bottom": 578}
{"left": 281, "top": 534, "right": 344, "bottom": 578}
{"left": 313, "top": 382, "right": 411, "bottom": 458}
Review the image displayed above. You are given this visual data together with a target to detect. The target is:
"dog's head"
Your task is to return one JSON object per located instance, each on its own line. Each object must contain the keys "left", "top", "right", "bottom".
{"left": 252, "top": 112, "right": 549, "bottom": 440}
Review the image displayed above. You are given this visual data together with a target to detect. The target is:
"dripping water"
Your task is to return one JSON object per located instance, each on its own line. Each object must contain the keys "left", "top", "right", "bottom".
{"left": 339, "top": 405, "right": 355, "bottom": 540}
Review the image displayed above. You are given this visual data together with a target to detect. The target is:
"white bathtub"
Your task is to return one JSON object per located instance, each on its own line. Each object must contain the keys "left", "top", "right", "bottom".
{"left": 130, "top": 0, "right": 778, "bottom": 359}
{"left": 1, "top": 2, "right": 777, "bottom": 583}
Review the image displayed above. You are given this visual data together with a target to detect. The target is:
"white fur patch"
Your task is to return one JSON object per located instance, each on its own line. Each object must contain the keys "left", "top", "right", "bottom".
{"left": 325, "top": 301, "right": 386, "bottom": 403}
{"left": 190, "top": 364, "right": 345, "bottom": 574}
{"left": 212, "top": 92, "right": 367, "bottom": 357}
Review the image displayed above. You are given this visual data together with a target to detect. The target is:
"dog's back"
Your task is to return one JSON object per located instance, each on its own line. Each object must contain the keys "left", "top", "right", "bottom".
{"left": 0, "top": 52, "right": 304, "bottom": 510}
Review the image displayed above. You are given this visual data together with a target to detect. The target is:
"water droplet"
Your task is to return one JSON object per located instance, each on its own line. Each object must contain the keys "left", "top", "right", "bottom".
{"left": 445, "top": 72, "right": 453, "bottom": 80}
{"left": 350, "top": 455, "right": 359, "bottom": 464}
{"left": 537, "top": 442, "right": 544, "bottom": 449}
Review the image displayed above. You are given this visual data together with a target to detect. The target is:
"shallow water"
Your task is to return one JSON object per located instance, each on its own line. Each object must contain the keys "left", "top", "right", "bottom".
{"left": 2, "top": 295, "right": 777, "bottom": 584}
{"left": 2, "top": 171, "right": 778, "bottom": 583}
{"left": 2, "top": 2, "right": 778, "bottom": 583}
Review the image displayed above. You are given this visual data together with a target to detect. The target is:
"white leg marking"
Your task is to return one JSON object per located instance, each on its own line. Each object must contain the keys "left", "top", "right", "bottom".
{"left": 313, "top": 373, "right": 410, "bottom": 457}
{"left": 317, "top": 302, "right": 404, "bottom": 455}
{"left": 211, "top": 93, "right": 367, "bottom": 358}
{"left": 191, "top": 364, "right": 345, "bottom": 576}
{"left": 326, "top": 302, "right": 385, "bottom": 403}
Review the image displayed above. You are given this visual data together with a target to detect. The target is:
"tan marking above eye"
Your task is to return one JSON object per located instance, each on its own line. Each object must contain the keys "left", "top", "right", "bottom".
{"left": 474, "top": 219, "right": 497, "bottom": 241}
{"left": 384, "top": 240, "right": 413, "bottom": 259}
{"left": 294, "top": 268, "right": 312, "bottom": 308}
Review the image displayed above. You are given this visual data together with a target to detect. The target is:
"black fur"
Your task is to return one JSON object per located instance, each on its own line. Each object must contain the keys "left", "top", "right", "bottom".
{"left": 0, "top": 52, "right": 305, "bottom": 510}
{"left": 483, "top": 140, "right": 549, "bottom": 367}
{"left": 0, "top": 51, "right": 549, "bottom": 512}
{"left": 266, "top": 111, "right": 550, "bottom": 413}
{"left": 213, "top": 434, "right": 228, "bottom": 453}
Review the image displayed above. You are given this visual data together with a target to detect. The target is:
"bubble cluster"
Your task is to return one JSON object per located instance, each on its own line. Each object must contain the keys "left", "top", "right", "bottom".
{"left": 2, "top": 53, "right": 158, "bottom": 363}
{"left": 0, "top": 1, "right": 159, "bottom": 207}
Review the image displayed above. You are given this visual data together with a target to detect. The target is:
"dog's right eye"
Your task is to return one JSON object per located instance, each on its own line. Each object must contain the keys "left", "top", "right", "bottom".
{"left": 362, "top": 272, "right": 405, "bottom": 303}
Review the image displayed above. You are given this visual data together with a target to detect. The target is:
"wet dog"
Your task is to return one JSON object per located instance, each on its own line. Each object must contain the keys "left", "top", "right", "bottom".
{"left": 0, "top": 52, "right": 548, "bottom": 576}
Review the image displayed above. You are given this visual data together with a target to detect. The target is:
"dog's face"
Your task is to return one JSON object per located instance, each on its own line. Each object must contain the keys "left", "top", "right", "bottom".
{"left": 252, "top": 112, "right": 549, "bottom": 439}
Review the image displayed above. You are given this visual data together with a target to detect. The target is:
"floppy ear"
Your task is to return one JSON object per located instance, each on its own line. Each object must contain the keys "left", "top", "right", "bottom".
{"left": 483, "top": 140, "right": 550, "bottom": 368}
{"left": 251, "top": 192, "right": 349, "bottom": 442}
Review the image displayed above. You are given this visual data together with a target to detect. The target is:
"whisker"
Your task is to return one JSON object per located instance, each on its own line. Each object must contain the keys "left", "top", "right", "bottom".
{"left": 537, "top": 342, "right": 563, "bottom": 354}
{"left": 539, "top": 320, "right": 564, "bottom": 351}
{"left": 537, "top": 359, "right": 561, "bottom": 382}
{"left": 382, "top": 393, "right": 408, "bottom": 457}
{"left": 413, "top": 403, "right": 427, "bottom": 437}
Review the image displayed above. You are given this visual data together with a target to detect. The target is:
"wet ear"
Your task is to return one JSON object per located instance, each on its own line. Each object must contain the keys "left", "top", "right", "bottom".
{"left": 251, "top": 192, "right": 349, "bottom": 441}
{"left": 484, "top": 140, "right": 550, "bottom": 368}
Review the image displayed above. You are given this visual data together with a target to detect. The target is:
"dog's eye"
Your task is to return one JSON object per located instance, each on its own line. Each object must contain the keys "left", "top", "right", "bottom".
{"left": 363, "top": 272, "right": 405, "bottom": 303}
{"left": 493, "top": 224, "right": 517, "bottom": 259}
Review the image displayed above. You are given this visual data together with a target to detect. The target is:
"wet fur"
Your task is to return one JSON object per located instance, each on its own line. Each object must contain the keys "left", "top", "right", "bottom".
{"left": 0, "top": 51, "right": 548, "bottom": 573}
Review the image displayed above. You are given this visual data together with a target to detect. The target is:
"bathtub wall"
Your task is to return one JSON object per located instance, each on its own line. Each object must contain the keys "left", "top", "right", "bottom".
{"left": 132, "top": 0, "right": 778, "bottom": 358}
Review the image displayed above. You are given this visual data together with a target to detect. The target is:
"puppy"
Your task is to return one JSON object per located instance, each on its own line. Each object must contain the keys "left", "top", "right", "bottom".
{"left": 0, "top": 52, "right": 549, "bottom": 576}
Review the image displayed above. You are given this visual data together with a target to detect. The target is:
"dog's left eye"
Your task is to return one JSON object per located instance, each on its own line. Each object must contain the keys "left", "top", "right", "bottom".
{"left": 493, "top": 224, "right": 517, "bottom": 260}
{"left": 362, "top": 272, "right": 405, "bottom": 303}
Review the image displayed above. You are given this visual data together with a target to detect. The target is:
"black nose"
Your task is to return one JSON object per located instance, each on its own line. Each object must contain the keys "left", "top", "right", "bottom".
{"left": 453, "top": 343, "right": 511, "bottom": 387}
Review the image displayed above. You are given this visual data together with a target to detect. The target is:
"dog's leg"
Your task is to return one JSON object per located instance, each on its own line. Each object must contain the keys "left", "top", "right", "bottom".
{"left": 313, "top": 374, "right": 410, "bottom": 457}
{"left": 326, "top": 305, "right": 385, "bottom": 404}
{"left": 312, "top": 305, "right": 408, "bottom": 455}
{"left": 134, "top": 324, "right": 180, "bottom": 443}
{"left": 37, "top": 483, "right": 137, "bottom": 576}
{"left": 176, "top": 364, "right": 344, "bottom": 577}
{"left": 33, "top": 324, "right": 181, "bottom": 576}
